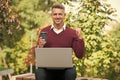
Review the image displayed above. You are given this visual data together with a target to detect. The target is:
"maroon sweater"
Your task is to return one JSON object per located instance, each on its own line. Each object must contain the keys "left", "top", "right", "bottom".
{"left": 38, "top": 25, "right": 85, "bottom": 58}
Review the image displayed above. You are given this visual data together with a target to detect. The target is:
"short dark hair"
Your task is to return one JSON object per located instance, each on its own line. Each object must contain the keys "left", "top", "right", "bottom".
{"left": 52, "top": 4, "right": 65, "bottom": 10}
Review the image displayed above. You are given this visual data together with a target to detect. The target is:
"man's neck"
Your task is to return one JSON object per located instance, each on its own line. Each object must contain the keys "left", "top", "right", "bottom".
{"left": 54, "top": 23, "right": 64, "bottom": 30}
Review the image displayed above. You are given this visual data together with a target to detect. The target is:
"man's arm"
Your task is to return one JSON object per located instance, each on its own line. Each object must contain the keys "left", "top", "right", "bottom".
{"left": 72, "top": 28, "right": 85, "bottom": 58}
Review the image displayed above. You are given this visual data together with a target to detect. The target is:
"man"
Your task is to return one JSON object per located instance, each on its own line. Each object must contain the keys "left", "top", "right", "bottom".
{"left": 35, "top": 4, "right": 85, "bottom": 80}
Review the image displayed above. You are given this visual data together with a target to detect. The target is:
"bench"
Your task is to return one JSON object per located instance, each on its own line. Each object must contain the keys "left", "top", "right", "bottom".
{"left": 14, "top": 73, "right": 35, "bottom": 80}
{"left": 0, "top": 69, "right": 14, "bottom": 80}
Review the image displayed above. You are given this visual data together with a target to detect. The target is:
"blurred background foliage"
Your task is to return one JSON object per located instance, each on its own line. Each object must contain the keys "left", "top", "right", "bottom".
{"left": 0, "top": 0, "right": 120, "bottom": 80}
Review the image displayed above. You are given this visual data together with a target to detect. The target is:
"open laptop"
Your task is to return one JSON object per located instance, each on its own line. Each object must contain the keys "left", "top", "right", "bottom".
{"left": 35, "top": 48, "right": 73, "bottom": 69}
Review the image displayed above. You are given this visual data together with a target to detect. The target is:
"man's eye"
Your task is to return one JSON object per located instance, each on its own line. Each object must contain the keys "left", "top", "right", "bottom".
{"left": 53, "top": 13, "right": 57, "bottom": 15}
{"left": 53, "top": 13, "right": 63, "bottom": 16}
{"left": 59, "top": 13, "right": 63, "bottom": 15}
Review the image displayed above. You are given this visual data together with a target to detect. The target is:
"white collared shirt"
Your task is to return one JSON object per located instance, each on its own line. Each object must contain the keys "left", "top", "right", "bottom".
{"left": 51, "top": 24, "right": 66, "bottom": 34}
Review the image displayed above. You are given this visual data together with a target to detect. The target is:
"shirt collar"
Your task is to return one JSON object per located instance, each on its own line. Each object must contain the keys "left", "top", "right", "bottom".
{"left": 51, "top": 24, "right": 66, "bottom": 30}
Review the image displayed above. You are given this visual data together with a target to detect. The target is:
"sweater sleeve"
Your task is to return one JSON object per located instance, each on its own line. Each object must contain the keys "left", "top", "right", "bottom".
{"left": 72, "top": 38, "right": 85, "bottom": 59}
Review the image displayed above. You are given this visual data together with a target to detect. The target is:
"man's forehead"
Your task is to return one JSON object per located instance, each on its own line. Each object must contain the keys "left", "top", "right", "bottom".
{"left": 52, "top": 8, "right": 65, "bottom": 13}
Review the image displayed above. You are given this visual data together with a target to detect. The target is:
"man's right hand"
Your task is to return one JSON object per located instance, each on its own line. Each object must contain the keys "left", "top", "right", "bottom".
{"left": 37, "top": 37, "right": 46, "bottom": 48}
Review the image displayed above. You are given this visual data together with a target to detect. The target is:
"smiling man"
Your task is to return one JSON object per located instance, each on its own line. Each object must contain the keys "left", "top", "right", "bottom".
{"left": 35, "top": 4, "right": 85, "bottom": 80}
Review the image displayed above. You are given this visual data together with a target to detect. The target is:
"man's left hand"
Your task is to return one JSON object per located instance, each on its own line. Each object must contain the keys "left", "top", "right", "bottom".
{"left": 75, "top": 28, "right": 83, "bottom": 39}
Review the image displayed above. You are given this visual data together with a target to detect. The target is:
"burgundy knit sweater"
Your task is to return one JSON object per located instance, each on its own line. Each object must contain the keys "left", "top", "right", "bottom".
{"left": 38, "top": 25, "right": 85, "bottom": 59}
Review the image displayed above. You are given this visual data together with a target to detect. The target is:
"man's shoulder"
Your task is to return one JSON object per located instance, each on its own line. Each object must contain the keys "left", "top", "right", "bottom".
{"left": 41, "top": 25, "right": 51, "bottom": 31}
{"left": 66, "top": 26, "right": 76, "bottom": 32}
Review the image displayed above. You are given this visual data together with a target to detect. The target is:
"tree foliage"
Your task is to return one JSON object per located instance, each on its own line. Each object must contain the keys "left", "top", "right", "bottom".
{"left": 0, "top": 0, "right": 53, "bottom": 74}
{"left": 0, "top": 0, "right": 24, "bottom": 47}
{"left": 104, "top": 22, "right": 120, "bottom": 80}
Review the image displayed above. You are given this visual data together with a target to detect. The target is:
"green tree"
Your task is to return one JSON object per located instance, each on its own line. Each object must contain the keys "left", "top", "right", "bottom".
{"left": 0, "top": 0, "right": 24, "bottom": 48}
{"left": 0, "top": 0, "right": 24, "bottom": 71}
{"left": 104, "top": 22, "right": 120, "bottom": 80}
{"left": 1, "top": 0, "right": 53, "bottom": 74}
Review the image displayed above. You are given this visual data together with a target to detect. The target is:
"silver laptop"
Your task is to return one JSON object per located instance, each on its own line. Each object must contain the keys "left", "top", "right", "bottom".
{"left": 35, "top": 48, "right": 73, "bottom": 69}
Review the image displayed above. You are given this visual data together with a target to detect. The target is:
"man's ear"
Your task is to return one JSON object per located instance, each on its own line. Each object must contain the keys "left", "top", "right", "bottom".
{"left": 50, "top": 11, "right": 52, "bottom": 16}
{"left": 50, "top": 13, "right": 52, "bottom": 16}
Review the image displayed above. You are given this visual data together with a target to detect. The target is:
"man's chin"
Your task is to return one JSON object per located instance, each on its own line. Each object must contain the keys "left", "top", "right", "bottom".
{"left": 55, "top": 22, "right": 61, "bottom": 25}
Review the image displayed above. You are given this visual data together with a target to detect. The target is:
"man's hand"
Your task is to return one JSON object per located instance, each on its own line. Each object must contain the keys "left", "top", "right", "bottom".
{"left": 38, "top": 37, "right": 46, "bottom": 48}
{"left": 75, "top": 28, "right": 83, "bottom": 39}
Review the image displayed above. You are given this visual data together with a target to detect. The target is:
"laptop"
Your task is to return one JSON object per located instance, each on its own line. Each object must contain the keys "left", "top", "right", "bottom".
{"left": 35, "top": 48, "right": 73, "bottom": 69}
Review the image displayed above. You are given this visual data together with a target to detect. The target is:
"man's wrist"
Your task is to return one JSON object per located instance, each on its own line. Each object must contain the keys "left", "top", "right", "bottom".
{"left": 79, "top": 37, "right": 83, "bottom": 39}
{"left": 37, "top": 45, "right": 43, "bottom": 48}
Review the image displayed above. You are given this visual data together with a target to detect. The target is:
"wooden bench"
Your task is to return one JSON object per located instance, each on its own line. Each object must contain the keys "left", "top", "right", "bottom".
{"left": 15, "top": 73, "right": 107, "bottom": 80}
{"left": 15, "top": 73, "right": 35, "bottom": 80}
{"left": 0, "top": 69, "right": 14, "bottom": 80}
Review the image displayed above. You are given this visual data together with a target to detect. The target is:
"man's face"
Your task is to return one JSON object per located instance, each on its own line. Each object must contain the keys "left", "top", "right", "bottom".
{"left": 51, "top": 8, "right": 66, "bottom": 25}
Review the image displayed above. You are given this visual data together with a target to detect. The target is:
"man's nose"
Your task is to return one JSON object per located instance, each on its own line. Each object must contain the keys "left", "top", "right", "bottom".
{"left": 56, "top": 14, "right": 60, "bottom": 18}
